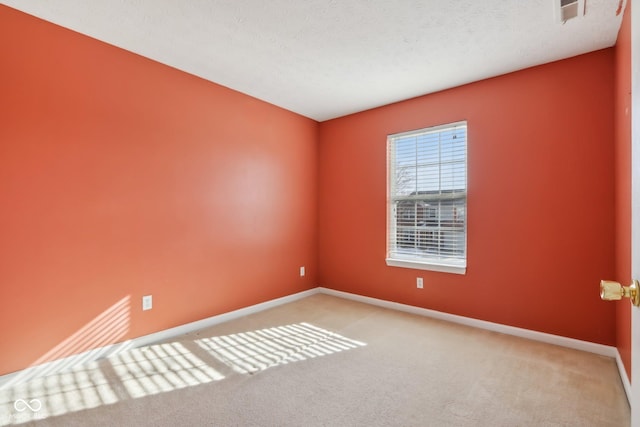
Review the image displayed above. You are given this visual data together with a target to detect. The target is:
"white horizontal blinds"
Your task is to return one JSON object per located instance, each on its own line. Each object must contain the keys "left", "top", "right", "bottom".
{"left": 388, "top": 122, "right": 467, "bottom": 265}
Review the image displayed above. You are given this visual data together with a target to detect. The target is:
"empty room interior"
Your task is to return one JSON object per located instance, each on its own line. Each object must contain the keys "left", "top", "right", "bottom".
{"left": 0, "top": 1, "right": 636, "bottom": 426}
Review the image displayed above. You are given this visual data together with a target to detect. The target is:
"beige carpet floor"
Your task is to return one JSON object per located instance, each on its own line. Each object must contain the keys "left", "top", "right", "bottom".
{"left": 0, "top": 294, "right": 630, "bottom": 426}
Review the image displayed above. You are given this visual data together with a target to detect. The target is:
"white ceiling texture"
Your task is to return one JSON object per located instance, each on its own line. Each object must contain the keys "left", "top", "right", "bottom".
{"left": 0, "top": 0, "right": 627, "bottom": 121}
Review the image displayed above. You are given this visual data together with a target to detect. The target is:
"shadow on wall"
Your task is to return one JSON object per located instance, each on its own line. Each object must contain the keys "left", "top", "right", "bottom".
{"left": 0, "top": 321, "right": 366, "bottom": 424}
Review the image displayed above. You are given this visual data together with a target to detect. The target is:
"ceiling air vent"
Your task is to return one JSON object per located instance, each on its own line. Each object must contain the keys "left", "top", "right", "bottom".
{"left": 556, "top": 0, "right": 585, "bottom": 23}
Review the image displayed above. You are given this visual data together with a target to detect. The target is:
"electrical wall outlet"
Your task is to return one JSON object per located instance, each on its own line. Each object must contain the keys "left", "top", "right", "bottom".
{"left": 142, "top": 295, "right": 153, "bottom": 311}
{"left": 417, "top": 278, "right": 424, "bottom": 289}
{"left": 300, "top": 266, "right": 305, "bottom": 277}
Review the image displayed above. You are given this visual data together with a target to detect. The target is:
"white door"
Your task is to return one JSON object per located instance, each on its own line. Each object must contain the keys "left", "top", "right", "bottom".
{"left": 632, "top": 2, "right": 640, "bottom": 425}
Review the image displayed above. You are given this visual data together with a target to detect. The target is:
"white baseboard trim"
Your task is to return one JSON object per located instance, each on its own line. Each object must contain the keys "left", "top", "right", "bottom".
{"left": 317, "top": 287, "right": 618, "bottom": 357}
{"left": 130, "top": 287, "right": 320, "bottom": 347}
{"left": 2, "top": 285, "right": 631, "bottom": 407}
{"left": 615, "top": 350, "right": 632, "bottom": 405}
{"left": 318, "top": 287, "right": 631, "bottom": 404}
{"left": 0, "top": 287, "right": 320, "bottom": 390}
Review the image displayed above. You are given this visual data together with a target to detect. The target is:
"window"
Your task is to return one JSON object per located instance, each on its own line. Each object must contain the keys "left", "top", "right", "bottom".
{"left": 386, "top": 121, "right": 467, "bottom": 274}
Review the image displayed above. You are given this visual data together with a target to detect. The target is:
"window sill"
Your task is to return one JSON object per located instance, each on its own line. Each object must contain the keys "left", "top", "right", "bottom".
{"left": 385, "top": 258, "right": 466, "bottom": 275}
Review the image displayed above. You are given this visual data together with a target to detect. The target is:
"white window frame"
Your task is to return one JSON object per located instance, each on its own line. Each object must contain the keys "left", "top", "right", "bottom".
{"left": 386, "top": 121, "right": 467, "bottom": 275}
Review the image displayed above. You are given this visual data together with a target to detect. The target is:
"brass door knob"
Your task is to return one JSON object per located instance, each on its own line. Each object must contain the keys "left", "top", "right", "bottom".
{"left": 600, "top": 280, "right": 640, "bottom": 306}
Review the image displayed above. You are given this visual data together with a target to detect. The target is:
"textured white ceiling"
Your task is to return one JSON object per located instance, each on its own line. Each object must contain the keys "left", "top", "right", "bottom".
{"left": 0, "top": 0, "right": 626, "bottom": 121}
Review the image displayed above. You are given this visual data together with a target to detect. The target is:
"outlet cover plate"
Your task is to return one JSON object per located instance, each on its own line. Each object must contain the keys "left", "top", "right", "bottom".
{"left": 142, "top": 295, "right": 153, "bottom": 311}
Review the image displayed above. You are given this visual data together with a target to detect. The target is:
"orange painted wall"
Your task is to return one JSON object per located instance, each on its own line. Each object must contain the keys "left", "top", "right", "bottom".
{"left": 0, "top": 6, "right": 318, "bottom": 376}
{"left": 318, "top": 50, "right": 616, "bottom": 345}
{"left": 614, "top": 2, "right": 632, "bottom": 380}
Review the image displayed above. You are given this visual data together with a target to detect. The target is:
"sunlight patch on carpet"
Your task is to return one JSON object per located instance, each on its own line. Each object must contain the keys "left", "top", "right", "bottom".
{"left": 0, "top": 322, "right": 365, "bottom": 425}
{"left": 196, "top": 322, "right": 367, "bottom": 374}
{"left": 0, "top": 342, "right": 224, "bottom": 426}
{"left": 0, "top": 361, "right": 117, "bottom": 425}
{"left": 112, "top": 342, "right": 225, "bottom": 399}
